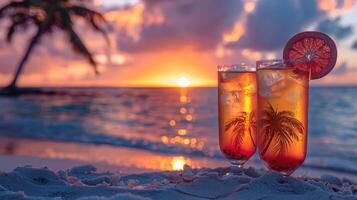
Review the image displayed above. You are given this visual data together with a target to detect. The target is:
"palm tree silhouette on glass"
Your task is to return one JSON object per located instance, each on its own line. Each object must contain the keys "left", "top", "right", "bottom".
{"left": 225, "top": 111, "right": 256, "bottom": 148}
{"left": 0, "top": 0, "right": 109, "bottom": 93}
{"left": 259, "top": 103, "right": 304, "bottom": 158}
{"left": 223, "top": 111, "right": 256, "bottom": 172}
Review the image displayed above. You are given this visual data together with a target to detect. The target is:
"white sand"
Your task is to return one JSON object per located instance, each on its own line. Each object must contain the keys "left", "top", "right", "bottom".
{"left": 0, "top": 163, "right": 356, "bottom": 200}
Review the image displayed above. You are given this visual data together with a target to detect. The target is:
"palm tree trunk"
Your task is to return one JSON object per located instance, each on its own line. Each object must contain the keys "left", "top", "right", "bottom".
{"left": 260, "top": 134, "right": 274, "bottom": 156}
{"left": 5, "top": 30, "right": 42, "bottom": 91}
{"left": 249, "top": 130, "right": 256, "bottom": 146}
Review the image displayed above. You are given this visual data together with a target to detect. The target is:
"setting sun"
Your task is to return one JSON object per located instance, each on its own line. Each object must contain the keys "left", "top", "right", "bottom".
{"left": 177, "top": 76, "right": 191, "bottom": 87}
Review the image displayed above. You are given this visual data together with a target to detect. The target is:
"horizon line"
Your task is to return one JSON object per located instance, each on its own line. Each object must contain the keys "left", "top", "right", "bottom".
{"left": 3, "top": 85, "right": 357, "bottom": 89}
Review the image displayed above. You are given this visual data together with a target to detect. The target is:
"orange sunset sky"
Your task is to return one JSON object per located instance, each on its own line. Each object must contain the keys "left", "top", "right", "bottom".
{"left": 1, "top": 0, "right": 357, "bottom": 87}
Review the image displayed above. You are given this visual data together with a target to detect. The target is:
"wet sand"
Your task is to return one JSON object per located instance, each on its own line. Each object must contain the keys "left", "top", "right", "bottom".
{"left": 0, "top": 137, "right": 226, "bottom": 173}
{"left": 1, "top": 137, "right": 357, "bottom": 181}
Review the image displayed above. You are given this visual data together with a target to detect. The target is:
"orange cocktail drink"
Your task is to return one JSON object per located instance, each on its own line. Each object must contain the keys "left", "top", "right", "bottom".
{"left": 218, "top": 64, "right": 257, "bottom": 172}
{"left": 257, "top": 60, "right": 309, "bottom": 175}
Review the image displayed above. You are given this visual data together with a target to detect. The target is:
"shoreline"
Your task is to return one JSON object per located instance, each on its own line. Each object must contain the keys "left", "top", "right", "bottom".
{"left": 0, "top": 137, "right": 227, "bottom": 173}
{"left": 1, "top": 137, "right": 357, "bottom": 181}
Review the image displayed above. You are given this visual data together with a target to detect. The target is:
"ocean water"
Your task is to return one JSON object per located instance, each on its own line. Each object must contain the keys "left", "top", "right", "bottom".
{"left": 0, "top": 87, "right": 356, "bottom": 175}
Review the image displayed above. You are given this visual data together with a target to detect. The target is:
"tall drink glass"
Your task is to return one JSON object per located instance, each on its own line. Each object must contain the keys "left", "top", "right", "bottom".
{"left": 218, "top": 64, "right": 257, "bottom": 174}
{"left": 256, "top": 59, "right": 310, "bottom": 175}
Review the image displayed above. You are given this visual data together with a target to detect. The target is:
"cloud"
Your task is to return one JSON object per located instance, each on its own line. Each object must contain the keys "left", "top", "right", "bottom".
{"left": 1, "top": 0, "right": 357, "bottom": 87}
{"left": 331, "top": 62, "right": 349, "bottom": 75}
{"left": 329, "top": 62, "right": 357, "bottom": 77}
{"left": 116, "top": 0, "right": 243, "bottom": 52}
{"left": 352, "top": 40, "right": 357, "bottom": 49}
{"left": 225, "top": 0, "right": 355, "bottom": 51}
{"left": 226, "top": 0, "right": 323, "bottom": 51}
{"left": 317, "top": 0, "right": 355, "bottom": 15}
{"left": 317, "top": 17, "right": 353, "bottom": 39}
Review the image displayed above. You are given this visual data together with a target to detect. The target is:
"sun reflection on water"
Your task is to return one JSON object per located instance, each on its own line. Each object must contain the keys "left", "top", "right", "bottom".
{"left": 180, "top": 107, "right": 187, "bottom": 114}
{"left": 160, "top": 87, "right": 205, "bottom": 152}
{"left": 180, "top": 95, "right": 188, "bottom": 103}
{"left": 0, "top": 137, "right": 226, "bottom": 172}
{"left": 0, "top": 87, "right": 225, "bottom": 172}
{"left": 169, "top": 120, "right": 176, "bottom": 126}
{"left": 185, "top": 114, "right": 193, "bottom": 121}
{"left": 178, "top": 129, "right": 187, "bottom": 135}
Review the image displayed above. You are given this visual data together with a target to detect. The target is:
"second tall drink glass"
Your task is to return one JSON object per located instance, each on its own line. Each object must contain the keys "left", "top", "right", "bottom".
{"left": 256, "top": 59, "right": 310, "bottom": 175}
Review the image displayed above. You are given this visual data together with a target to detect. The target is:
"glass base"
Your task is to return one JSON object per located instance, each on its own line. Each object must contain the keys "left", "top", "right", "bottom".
{"left": 227, "top": 160, "right": 245, "bottom": 175}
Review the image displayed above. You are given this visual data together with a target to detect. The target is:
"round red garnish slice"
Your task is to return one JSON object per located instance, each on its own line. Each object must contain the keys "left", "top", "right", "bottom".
{"left": 283, "top": 31, "right": 337, "bottom": 80}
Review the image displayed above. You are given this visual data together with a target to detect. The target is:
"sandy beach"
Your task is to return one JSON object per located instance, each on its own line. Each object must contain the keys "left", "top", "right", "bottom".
{"left": 1, "top": 163, "right": 356, "bottom": 200}
{"left": 1, "top": 136, "right": 357, "bottom": 199}
{"left": 1, "top": 0, "right": 357, "bottom": 199}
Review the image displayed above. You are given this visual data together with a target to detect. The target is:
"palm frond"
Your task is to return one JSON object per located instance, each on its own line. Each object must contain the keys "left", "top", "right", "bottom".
{"left": 69, "top": 29, "right": 98, "bottom": 74}
{"left": 68, "top": 5, "right": 109, "bottom": 44}
{"left": 277, "top": 110, "right": 294, "bottom": 118}
{"left": 0, "top": 1, "right": 31, "bottom": 18}
{"left": 225, "top": 112, "right": 246, "bottom": 131}
{"left": 7, "top": 23, "right": 19, "bottom": 42}
{"left": 271, "top": 129, "right": 294, "bottom": 155}
{"left": 225, "top": 112, "right": 247, "bottom": 147}
{"left": 231, "top": 125, "right": 245, "bottom": 147}
{"left": 0, "top": 0, "right": 109, "bottom": 82}
{"left": 282, "top": 117, "right": 304, "bottom": 134}
{"left": 272, "top": 139, "right": 289, "bottom": 156}
{"left": 6, "top": 13, "right": 35, "bottom": 42}
{"left": 225, "top": 111, "right": 258, "bottom": 148}
{"left": 281, "top": 125, "right": 300, "bottom": 141}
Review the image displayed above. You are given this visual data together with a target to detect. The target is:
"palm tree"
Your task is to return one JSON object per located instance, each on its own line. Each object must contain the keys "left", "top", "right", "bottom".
{"left": 225, "top": 111, "right": 257, "bottom": 148}
{"left": 259, "top": 103, "right": 304, "bottom": 156}
{"left": 0, "top": 0, "right": 109, "bottom": 93}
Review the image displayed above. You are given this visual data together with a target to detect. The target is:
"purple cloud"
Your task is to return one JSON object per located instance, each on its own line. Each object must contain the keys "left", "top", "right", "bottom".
{"left": 352, "top": 40, "right": 357, "bottom": 49}
{"left": 226, "top": 0, "right": 323, "bottom": 51}
{"left": 317, "top": 17, "right": 353, "bottom": 39}
{"left": 117, "top": 0, "right": 243, "bottom": 52}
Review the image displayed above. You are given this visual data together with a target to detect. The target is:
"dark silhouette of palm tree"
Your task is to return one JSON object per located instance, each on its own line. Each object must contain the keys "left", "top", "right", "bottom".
{"left": 248, "top": 111, "right": 257, "bottom": 146}
{"left": 259, "top": 103, "right": 304, "bottom": 156}
{"left": 0, "top": 0, "right": 109, "bottom": 92}
{"left": 225, "top": 111, "right": 256, "bottom": 148}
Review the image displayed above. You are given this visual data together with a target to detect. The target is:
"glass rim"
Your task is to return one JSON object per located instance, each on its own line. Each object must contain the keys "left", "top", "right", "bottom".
{"left": 217, "top": 63, "right": 256, "bottom": 72}
{"left": 256, "top": 59, "right": 310, "bottom": 72}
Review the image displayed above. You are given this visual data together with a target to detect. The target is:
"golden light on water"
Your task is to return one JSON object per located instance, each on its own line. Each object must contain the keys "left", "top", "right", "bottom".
{"left": 184, "top": 139, "right": 190, "bottom": 145}
{"left": 180, "top": 107, "right": 187, "bottom": 114}
{"left": 157, "top": 85, "right": 203, "bottom": 169}
{"left": 161, "top": 136, "right": 169, "bottom": 144}
{"left": 169, "top": 120, "right": 176, "bottom": 126}
{"left": 178, "top": 129, "right": 187, "bottom": 136}
{"left": 180, "top": 95, "right": 188, "bottom": 103}
{"left": 185, "top": 114, "right": 193, "bottom": 121}
{"left": 0, "top": 137, "right": 227, "bottom": 172}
